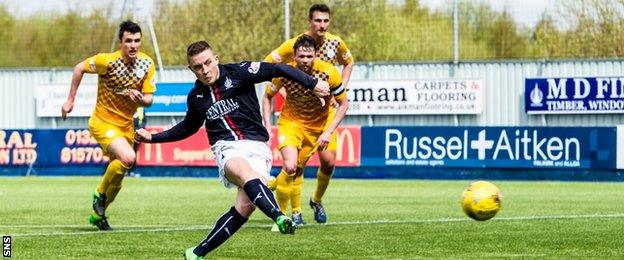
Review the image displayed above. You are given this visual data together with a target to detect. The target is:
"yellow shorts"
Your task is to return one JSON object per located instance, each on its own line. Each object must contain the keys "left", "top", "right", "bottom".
{"left": 277, "top": 118, "right": 321, "bottom": 168}
{"left": 322, "top": 107, "right": 337, "bottom": 151}
{"left": 88, "top": 116, "right": 134, "bottom": 155}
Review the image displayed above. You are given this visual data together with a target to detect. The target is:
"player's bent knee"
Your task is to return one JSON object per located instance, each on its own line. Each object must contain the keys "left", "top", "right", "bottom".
{"left": 117, "top": 152, "right": 136, "bottom": 167}
{"left": 283, "top": 161, "right": 298, "bottom": 175}
{"left": 319, "top": 152, "right": 336, "bottom": 167}
{"left": 320, "top": 159, "right": 336, "bottom": 170}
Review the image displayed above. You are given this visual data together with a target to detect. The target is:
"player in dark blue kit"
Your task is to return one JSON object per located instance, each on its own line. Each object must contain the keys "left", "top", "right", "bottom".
{"left": 135, "top": 40, "right": 330, "bottom": 259}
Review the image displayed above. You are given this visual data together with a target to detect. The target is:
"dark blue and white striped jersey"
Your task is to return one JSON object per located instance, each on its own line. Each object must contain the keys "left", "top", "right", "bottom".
{"left": 151, "top": 61, "right": 318, "bottom": 145}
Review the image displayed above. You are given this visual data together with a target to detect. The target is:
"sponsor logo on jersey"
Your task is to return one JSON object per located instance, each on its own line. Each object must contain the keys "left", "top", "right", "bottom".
{"left": 206, "top": 99, "right": 240, "bottom": 120}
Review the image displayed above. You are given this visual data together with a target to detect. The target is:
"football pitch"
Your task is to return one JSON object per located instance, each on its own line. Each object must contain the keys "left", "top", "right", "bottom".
{"left": 1, "top": 176, "right": 624, "bottom": 259}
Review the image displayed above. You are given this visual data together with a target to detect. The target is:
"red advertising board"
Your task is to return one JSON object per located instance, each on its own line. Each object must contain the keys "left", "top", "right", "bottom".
{"left": 136, "top": 126, "right": 361, "bottom": 167}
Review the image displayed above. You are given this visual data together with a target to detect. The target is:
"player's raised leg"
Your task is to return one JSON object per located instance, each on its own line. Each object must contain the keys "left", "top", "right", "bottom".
{"left": 223, "top": 157, "right": 292, "bottom": 229}
{"left": 186, "top": 189, "right": 251, "bottom": 258}
{"left": 103, "top": 138, "right": 135, "bottom": 208}
{"left": 185, "top": 155, "right": 295, "bottom": 258}
{"left": 88, "top": 121, "right": 136, "bottom": 231}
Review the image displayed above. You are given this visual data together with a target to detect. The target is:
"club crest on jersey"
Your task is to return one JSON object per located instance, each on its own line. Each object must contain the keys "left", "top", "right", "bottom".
{"left": 326, "top": 48, "right": 335, "bottom": 59}
{"left": 136, "top": 68, "right": 146, "bottom": 79}
{"left": 248, "top": 62, "right": 261, "bottom": 74}
{"left": 224, "top": 77, "right": 233, "bottom": 89}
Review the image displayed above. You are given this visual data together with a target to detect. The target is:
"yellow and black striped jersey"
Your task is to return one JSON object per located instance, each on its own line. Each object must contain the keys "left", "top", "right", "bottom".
{"left": 84, "top": 51, "right": 156, "bottom": 127}
{"left": 265, "top": 32, "right": 353, "bottom": 66}
{"left": 265, "top": 59, "right": 344, "bottom": 131}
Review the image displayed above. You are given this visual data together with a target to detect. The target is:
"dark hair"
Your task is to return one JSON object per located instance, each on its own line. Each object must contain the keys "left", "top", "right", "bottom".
{"left": 187, "top": 41, "right": 212, "bottom": 58}
{"left": 118, "top": 20, "right": 142, "bottom": 40}
{"left": 309, "top": 4, "right": 330, "bottom": 19}
{"left": 293, "top": 35, "right": 317, "bottom": 53}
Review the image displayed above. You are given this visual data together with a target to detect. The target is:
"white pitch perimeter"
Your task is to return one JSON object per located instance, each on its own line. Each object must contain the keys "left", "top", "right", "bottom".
{"left": 5, "top": 213, "right": 624, "bottom": 237}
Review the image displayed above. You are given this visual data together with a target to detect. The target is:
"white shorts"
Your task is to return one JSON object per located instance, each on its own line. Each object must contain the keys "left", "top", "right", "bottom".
{"left": 211, "top": 139, "right": 273, "bottom": 189}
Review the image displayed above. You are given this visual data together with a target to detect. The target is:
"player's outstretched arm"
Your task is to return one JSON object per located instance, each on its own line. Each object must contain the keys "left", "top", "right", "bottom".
{"left": 61, "top": 61, "right": 87, "bottom": 120}
{"left": 136, "top": 108, "right": 204, "bottom": 143}
{"left": 272, "top": 63, "right": 329, "bottom": 96}
{"left": 244, "top": 62, "right": 328, "bottom": 95}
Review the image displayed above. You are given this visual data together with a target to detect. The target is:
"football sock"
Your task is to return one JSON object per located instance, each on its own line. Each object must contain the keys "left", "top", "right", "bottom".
{"left": 98, "top": 159, "right": 129, "bottom": 208}
{"left": 243, "top": 178, "right": 283, "bottom": 221}
{"left": 291, "top": 173, "right": 304, "bottom": 213}
{"left": 275, "top": 170, "right": 292, "bottom": 213}
{"left": 104, "top": 184, "right": 122, "bottom": 209}
{"left": 193, "top": 207, "right": 248, "bottom": 256}
{"left": 312, "top": 168, "right": 332, "bottom": 203}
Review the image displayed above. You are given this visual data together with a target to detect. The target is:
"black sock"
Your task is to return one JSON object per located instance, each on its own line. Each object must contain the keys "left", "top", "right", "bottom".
{"left": 193, "top": 207, "right": 248, "bottom": 256}
{"left": 243, "top": 178, "right": 283, "bottom": 221}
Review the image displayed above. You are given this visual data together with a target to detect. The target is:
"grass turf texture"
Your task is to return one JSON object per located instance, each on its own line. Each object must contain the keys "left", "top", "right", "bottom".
{"left": 1, "top": 177, "right": 623, "bottom": 259}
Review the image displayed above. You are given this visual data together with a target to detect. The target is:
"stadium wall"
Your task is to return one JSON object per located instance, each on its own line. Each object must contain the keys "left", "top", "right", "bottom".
{"left": 2, "top": 60, "right": 624, "bottom": 180}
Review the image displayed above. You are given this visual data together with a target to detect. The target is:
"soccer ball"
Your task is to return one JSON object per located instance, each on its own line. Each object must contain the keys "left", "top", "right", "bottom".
{"left": 461, "top": 181, "right": 501, "bottom": 221}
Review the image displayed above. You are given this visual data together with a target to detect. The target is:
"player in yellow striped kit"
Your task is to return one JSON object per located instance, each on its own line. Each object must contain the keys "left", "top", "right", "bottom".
{"left": 263, "top": 35, "right": 348, "bottom": 226}
{"left": 264, "top": 4, "right": 354, "bottom": 224}
{"left": 61, "top": 21, "right": 156, "bottom": 230}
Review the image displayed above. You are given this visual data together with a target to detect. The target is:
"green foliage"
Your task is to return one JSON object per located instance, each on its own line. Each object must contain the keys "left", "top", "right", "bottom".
{"left": 1, "top": 0, "right": 624, "bottom": 67}
{"left": 153, "top": 0, "right": 283, "bottom": 64}
{"left": 2, "top": 177, "right": 624, "bottom": 258}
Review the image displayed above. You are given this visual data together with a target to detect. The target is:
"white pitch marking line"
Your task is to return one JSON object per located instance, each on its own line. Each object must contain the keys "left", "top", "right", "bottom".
{"left": 6, "top": 213, "right": 624, "bottom": 237}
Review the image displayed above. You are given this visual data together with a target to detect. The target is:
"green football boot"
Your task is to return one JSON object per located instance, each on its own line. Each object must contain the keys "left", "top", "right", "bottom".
{"left": 275, "top": 215, "right": 296, "bottom": 235}
{"left": 183, "top": 247, "right": 204, "bottom": 260}
{"left": 89, "top": 213, "right": 113, "bottom": 231}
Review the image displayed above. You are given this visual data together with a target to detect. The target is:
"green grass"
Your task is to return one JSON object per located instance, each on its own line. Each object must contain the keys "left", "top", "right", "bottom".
{"left": 1, "top": 177, "right": 624, "bottom": 259}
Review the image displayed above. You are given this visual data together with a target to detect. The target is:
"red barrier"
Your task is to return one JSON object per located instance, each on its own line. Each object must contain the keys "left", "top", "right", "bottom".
{"left": 136, "top": 126, "right": 361, "bottom": 167}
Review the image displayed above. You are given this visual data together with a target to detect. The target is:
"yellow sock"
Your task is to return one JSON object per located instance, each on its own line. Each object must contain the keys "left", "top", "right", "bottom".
{"left": 97, "top": 159, "right": 129, "bottom": 209}
{"left": 291, "top": 173, "right": 304, "bottom": 213}
{"left": 275, "top": 170, "right": 292, "bottom": 213}
{"left": 312, "top": 169, "right": 332, "bottom": 203}
{"left": 105, "top": 184, "right": 122, "bottom": 209}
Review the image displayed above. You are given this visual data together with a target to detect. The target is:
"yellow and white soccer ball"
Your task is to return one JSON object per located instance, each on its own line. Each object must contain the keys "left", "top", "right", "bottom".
{"left": 461, "top": 181, "right": 501, "bottom": 221}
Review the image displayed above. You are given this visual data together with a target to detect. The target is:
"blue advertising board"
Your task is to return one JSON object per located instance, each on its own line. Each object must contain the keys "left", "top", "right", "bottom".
{"left": 146, "top": 82, "right": 194, "bottom": 116}
{"left": 525, "top": 77, "right": 624, "bottom": 114}
{"left": 361, "top": 126, "right": 616, "bottom": 169}
{"left": 0, "top": 129, "right": 108, "bottom": 167}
